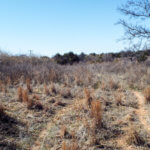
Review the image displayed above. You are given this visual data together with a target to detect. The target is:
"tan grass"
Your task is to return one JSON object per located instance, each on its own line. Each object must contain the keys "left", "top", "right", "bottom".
{"left": 60, "top": 126, "right": 67, "bottom": 138}
{"left": 126, "top": 128, "right": 145, "bottom": 146}
{"left": 109, "top": 79, "right": 119, "bottom": 90}
{"left": 32, "top": 94, "right": 40, "bottom": 100}
{"left": 50, "top": 83, "right": 57, "bottom": 94}
{"left": 115, "top": 92, "right": 123, "bottom": 106}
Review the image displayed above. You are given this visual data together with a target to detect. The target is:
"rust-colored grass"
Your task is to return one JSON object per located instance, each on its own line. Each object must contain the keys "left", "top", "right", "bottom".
{"left": 27, "top": 98, "right": 34, "bottom": 109}
{"left": 143, "top": 86, "right": 150, "bottom": 103}
{"left": 26, "top": 78, "right": 32, "bottom": 93}
{"left": 17, "top": 86, "right": 23, "bottom": 102}
{"left": 62, "top": 141, "right": 78, "bottom": 150}
{"left": 84, "top": 88, "right": 92, "bottom": 108}
{"left": 0, "top": 104, "right": 4, "bottom": 116}
{"left": 91, "top": 100, "right": 102, "bottom": 127}
{"left": 44, "top": 84, "right": 50, "bottom": 96}
{"left": 32, "top": 94, "right": 40, "bottom": 100}
{"left": 22, "top": 89, "right": 29, "bottom": 103}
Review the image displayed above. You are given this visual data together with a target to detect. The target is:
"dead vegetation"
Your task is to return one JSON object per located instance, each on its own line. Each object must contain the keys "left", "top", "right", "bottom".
{"left": 143, "top": 86, "right": 150, "bottom": 103}
{"left": 62, "top": 141, "right": 78, "bottom": 150}
{"left": 91, "top": 100, "right": 102, "bottom": 128}
{"left": 0, "top": 104, "right": 4, "bottom": 116}
{"left": 0, "top": 53, "right": 150, "bottom": 150}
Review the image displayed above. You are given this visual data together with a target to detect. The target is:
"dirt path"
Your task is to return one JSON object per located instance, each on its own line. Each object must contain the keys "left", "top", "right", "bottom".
{"left": 31, "top": 98, "right": 84, "bottom": 150}
{"left": 116, "top": 91, "right": 150, "bottom": 150}
{"left": 133, "top": 91, "right": 150, "bottom": 132}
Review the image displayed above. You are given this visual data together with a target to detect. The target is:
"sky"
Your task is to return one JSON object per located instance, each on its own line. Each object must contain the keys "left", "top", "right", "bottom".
{"left": 0, "top": 0, "right": 127, "bottom": 57}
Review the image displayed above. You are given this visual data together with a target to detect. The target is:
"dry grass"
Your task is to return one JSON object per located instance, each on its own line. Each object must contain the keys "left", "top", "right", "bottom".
{"left": 109, "top": 79, "right": 119, "bottom": 90}
{"left": 22, "top": 89, "right": 29, "bottom": 103}
{"left": 17, "top": 86, "right": 23, "bottom": 102}
{"left": 60, "top": 126, "right": 67, "bottom": 138}
{"left": 91, "top": 100, "right": 102, "bottom": 127}
{"left": 32, "top": 94, "right": 40, "bottom": 100}
{"left": 26, "top": 78, "right": 32, "bottom": 93}
{"left": 84, "top": 88, "right": 93, "bottom": 108}
{"left": 27, "top": 98, "right": 34, "bottom": 109}
{"left": 62, "top": 141, "right": 78, "bottom": 150}
{"left": 44, "top": 84, "right": 50, "bottom": 96}
{"left": 50, "top": 83, "right": 57, "bottom": 94}
{"left": 115, "top": 92, "right": 123, "bottom": 106}
{"left": 0, "top": 104, "right": 4, "bottom": 116}
{"left": 143, "top": 86, "right": 150, "bottom": 103}
{"left": 126, "top": 128, "right": 145, "bottom": 146}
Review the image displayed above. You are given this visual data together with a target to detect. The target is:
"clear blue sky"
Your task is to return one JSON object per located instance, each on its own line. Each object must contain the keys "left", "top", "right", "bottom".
{"left": 0, "top": 0, "right": 126, "bottom": 57}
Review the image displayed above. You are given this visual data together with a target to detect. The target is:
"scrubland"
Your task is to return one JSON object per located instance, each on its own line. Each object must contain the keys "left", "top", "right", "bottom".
{"left": 0, "top": 53, "right": 150, "bottom": 150}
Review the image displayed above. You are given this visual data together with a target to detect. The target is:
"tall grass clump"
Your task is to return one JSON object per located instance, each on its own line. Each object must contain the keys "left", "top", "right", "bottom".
{"left": 0, "top": 104, "right": 4, "bottom": 116}
{"left": 62, "top": 141, "right": 78, "bottom": 150}
{"left": 26, "top": 78, "right": 32, "bottom": 93}
{"left": 84, "top": 88, "right": 93, "bottom": 108}
{"left": 17, "top": 86, "right": 23, "bottom": 102}
{"left": 22, "top": 89, "right": 29, "bottom": 103}
{"left": 91, "top": 100, "right": 102, "bottom": 128}
{"left": 143, "top": 86, "right": 150, "bottom": 103}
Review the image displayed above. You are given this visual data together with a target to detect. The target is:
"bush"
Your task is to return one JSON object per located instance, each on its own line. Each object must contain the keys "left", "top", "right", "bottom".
{"left": 54, "top": 52, "right": 79, "bottom": 65}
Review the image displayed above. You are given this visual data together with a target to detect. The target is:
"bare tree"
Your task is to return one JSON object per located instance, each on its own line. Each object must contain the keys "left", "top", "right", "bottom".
{"left": 118, "top": 0, "right": 150, "bottom": 49}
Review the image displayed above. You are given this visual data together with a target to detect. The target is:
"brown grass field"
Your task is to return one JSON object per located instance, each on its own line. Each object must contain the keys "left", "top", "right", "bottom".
{"left": 0, "top": 54, "right": 150, "bottom": 150}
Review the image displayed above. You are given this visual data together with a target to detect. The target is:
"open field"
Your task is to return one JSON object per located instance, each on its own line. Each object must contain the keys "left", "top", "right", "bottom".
{"left": 1, "top": 54, "right": 150, "bottom": 150}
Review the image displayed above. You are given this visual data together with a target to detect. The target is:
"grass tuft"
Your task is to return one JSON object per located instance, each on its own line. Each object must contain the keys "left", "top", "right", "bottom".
{"left": 91, "top": 100, "right": 102, "bottom": 127}
{"left": 84, "top": 88, "right": 93, "bottom": 108}
{"left": 62, "top": 141, "right": 78, "bottom": 150}
{"left": 17, "top": 86, "right": 23, "bottom": 102}
{"left": 22, "top": 89, "right": 29, "bottom": 103}
{"left": 26, "top": 78, "right": 32, "bottom": 93}
{"left": 44, "top": 84, "right": 50, "bottom": 96}
{"left": 143, "top": 86, "right": 150, "bottom": 103}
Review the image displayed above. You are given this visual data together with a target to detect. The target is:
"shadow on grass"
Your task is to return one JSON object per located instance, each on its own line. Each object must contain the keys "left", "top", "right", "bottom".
{"left": 0, "top": 112, "right": 29, "bottom": 150}
{"left": 0, "top": 141, "right": 22, "bottom": 150}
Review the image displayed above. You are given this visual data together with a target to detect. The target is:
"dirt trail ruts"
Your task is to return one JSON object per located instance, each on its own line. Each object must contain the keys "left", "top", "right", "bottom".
{"left": 116, "top": 91, "right": 150, "bottom": 150}
{"left": 31, "top": 98, "right": 84, "bottom": 150}
{"left": 133, "top": 91, "right": 150, "bottom": 132}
